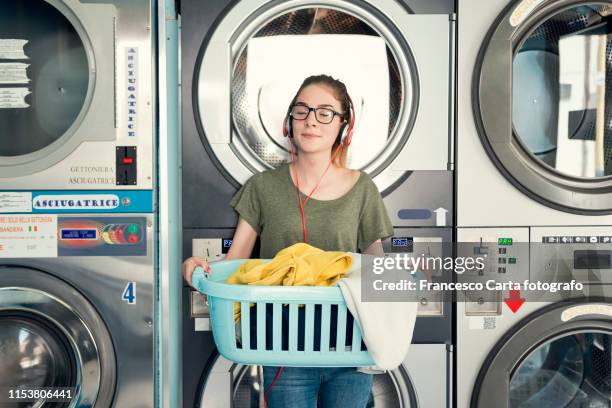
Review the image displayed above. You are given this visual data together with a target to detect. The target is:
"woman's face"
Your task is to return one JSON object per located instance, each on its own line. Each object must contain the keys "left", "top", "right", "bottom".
{"left": 290, "top": 84, "right": 345, "bottom": 155}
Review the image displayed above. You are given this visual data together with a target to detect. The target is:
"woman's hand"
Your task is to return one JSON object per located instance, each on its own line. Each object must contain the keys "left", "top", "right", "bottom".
{"left": 182, "top": 257, "right": 211, "bottom": 287}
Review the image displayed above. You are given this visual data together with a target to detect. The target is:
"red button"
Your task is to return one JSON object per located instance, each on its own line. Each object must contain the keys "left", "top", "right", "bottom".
{"left": 128, "top": 234, "right": 139, "bottom": 244}
{"left": 122, "top": 157, "right": 134, "bottom": 165}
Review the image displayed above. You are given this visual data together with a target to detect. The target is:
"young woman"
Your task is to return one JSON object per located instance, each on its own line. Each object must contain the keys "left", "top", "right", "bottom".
{"left": 182, "top": 74, "right": 393, "bottom": 407}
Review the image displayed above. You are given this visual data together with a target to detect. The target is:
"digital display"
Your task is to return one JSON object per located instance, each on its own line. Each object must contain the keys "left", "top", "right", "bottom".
{"left": 498, "top": 238, "right": 513, "bottom": 246}
{"left": 223, "top": 239, "right": 233, "bottom": 248}
{"left": 57, "top": 217, "right": 146, "bottom": 256}
{"left": 392, "top": 238, "right": 409, "bottom": 247}
{"left": 61, "top": 229, "right": 97, "bottom": 240}
{"left": 574, "top": 250, "right": 612, "bottom": 270}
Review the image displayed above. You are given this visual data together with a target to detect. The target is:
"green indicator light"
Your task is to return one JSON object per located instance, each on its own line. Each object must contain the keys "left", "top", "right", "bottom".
{"left": 128, "top": 224, "right": 139, "bottom": 234}
{"left": 498, "top": 238, "right": 513, "bottom": 246}
{"left": 508, "top": 258, "right": 517, "bottom": 264}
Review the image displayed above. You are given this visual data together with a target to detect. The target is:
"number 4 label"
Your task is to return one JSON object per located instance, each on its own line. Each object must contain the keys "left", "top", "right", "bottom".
{"left": 122, "top": 282, "right": 137, "bottom": 305}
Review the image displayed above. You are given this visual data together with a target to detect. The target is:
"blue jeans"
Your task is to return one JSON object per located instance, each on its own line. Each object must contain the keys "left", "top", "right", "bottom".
{"left": 263, "top": 366, "right": 373, "bottom": 408}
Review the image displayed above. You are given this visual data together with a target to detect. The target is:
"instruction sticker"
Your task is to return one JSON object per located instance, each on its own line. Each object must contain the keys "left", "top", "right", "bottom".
{"left": 0, "top": 63, "right": 30, "bottom": 84}
{"left": 0, "top": 39, "right": 29, "bottom": 60}
{"left": 0, "top": 215, "right": 58, "bottom": 258}
{"left": 0, "top": 87, "right": 30, "bottom": 109}
{"left": 0, "top": 192, "right": 32, "bottom": 213}
{"left": 468, "top": 316, "right": 497, "bottom": 330}
{"left": 194, "top": 318, "right": 210, "bottom": 332}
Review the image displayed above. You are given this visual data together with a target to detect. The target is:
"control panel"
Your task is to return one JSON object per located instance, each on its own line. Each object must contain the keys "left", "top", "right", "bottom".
{"left": 383, "top": 232, "right": 449, "bottom": 317}
{"left": 459, "top": 227, "right": 612, "bottom": 316}
{"left": 192, "top": 238, "right": 230, "bottom": 262}
{"left": 457, "top": 228, "right": 529, "bottom": 316}
{"left": 531, "top": 226, "right": 612, "bottom": 285}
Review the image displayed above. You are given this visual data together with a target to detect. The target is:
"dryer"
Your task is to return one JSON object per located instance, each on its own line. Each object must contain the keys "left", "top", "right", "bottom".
{"left": 0, "top": 0, "right": 154, "bottom": 190}
{"left": 456, "top": 226, "right": 612, "bottom": 408}
{"left": 181, "top": 0, "right": 455, "bottom": 406}
{"left": 0, "top": 212, "right": 155, "bottom": 407}
{"left": 457, "top": 1, "right": 612, "bottom": 406}
{"left": 457, "top": 0, "right": 612, "bottom": 226}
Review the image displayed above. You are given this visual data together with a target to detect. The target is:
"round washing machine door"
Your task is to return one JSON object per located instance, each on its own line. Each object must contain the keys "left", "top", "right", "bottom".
{"left": 472, "top": 301, "right": 612, "bottom": 407}
{"left": 0, "top": 267, "right": 116, "bottom": 407}
{"left": 197, "top": 354, "right": 419, "bottom": 407}
{"left": 475, "top": 0, "right": 612, "bottom": 213}
{"left": 0, "top": 0, "right": 115, "bottom": 178}
{"left": 194, "top": 0, "right": 450, "bottom": 192}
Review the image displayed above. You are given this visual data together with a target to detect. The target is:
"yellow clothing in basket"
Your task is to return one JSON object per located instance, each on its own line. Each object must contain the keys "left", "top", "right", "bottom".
{"left": 226, "top": 243, "right": 352, "bottom": 320}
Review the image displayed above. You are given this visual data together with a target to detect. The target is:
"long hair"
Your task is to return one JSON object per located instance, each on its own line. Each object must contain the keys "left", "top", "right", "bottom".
{"left": 288, "top": 74, "right": 352, "bottom": 167}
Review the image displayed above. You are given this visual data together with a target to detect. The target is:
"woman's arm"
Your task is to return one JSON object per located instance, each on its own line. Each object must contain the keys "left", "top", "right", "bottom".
{"left": 363, "top": 239, "right": 385, "bottom": 256}
{"left": 182, "top": 217, "right": 257, "bottom": 285}
{"left": 225, "top": 217, "right": 258, "bottom": 260}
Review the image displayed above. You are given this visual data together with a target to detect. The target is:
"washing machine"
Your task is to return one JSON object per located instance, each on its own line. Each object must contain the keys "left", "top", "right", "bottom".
{"left": 181, "top": 0, "right": 455, "bottom": 406}
{"left": 0, "top": 0, "right": 154, "bottom": 190}
{"left": 457, "top": 0, "right": 612, "bottom": 226}
{"left": 456, "top": 226, "right": 612, "bottom": 408}
{"left": 0, "top": 211, "right": 155, "bottom": 407}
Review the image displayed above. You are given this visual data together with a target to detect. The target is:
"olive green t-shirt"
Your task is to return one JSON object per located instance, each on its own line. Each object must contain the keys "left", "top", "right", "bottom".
{"left": 230, "top": 164, "right": 394, "bottom": 258}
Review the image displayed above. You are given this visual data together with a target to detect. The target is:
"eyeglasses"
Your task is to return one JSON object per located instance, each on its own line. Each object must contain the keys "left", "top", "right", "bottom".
{"left": 289, "top": 104, "right": 344, "bottom": 125}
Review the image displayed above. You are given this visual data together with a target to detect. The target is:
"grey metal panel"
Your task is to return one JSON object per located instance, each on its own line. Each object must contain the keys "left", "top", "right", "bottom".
{"left": 404, "top": 344, "right": 449, "bottom": 407}
{"left": 181, "top": 0, "right": 238, "bottom": 229}
{"left": 182, "top": 170, "right": 453, "bottom": 230}
{"left": 181, "top": 288, "right": 218, "bottom": 408}
{"left": 385, "top": 227, "right": 453, "bottom": 344}
{"left": 385, "top": 171, "right": 453, "bottom": 227}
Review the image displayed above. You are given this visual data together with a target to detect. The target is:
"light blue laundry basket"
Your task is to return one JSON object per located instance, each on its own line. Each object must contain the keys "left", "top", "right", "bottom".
{"left": 191, "top": 260, "right": 375, "bottom": 367}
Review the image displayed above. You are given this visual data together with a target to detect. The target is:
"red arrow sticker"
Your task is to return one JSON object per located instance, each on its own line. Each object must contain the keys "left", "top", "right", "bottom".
{"left": 504, "top": 290, "right": 525, "bottom": 313}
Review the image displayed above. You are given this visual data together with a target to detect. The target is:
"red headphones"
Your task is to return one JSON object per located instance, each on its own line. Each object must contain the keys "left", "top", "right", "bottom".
{"left": 283, "top": 96, "right": 355, "bottom": 147}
